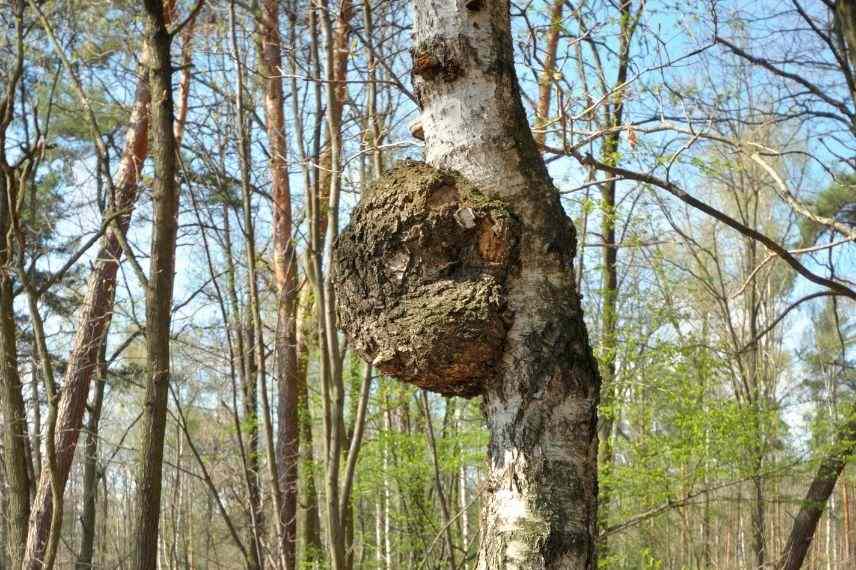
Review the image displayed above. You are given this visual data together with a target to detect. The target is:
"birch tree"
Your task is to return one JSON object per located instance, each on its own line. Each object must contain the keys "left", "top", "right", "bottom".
{"left": 335, "top": 1, "right": 601, "bottom": 567}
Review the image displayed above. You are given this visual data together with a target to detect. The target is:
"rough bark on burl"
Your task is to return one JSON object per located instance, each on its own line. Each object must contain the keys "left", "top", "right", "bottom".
{"left": 333, "top": 161, "right": 520, "bottom": 397}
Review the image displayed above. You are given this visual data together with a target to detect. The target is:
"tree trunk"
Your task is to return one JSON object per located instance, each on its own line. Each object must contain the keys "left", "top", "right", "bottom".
{"left": 753, "top": 471, "right": 767, "bottom": 568}
{"left": 315, "top": 0, "right": 353, "bottom": 239}
{"left": 131, "top": 2, "right": 180, "bottom": 567}
{"left": 316, "top": 0, "right": 349, "bottom": 566}
{"left": 0, "top": 173, "right": 32, "bottom": 570}
{"left": 0, "top": 9, "right": 32, "bottom": 566}
{"left": 257, "top": 1, "right": 301, "bottom": 566}
{"left": 75, "top": 345, "right": 107, "bottom": 570}
{"left": 228, "top": 0, "right": 286, "bottom": 565}
{"left": 22, "top": 0, "right": 198, "bottom": 561}
{"left": 533, "top": 0, "right": 564, "bottom": 147}
{"left": 0, "top": 446, "right": 8, "bottom": 570}
{"left": 411, "top": 1, "right": 600, "bottom": 567}
{"left": 422, "top": 393, "right": 457, "bottom": 570}
{"left": 596, "top": 4, "right": 637, "bottom": 558}
{"left": 30, "top": 366, "right": 41, "bottom": 483}
{"left": 240, "top": 310, "right": 264, "bottom": 570}
{"left": 778, "top": 406, "right": 856, "bottom": 570}
{"left": 296, "top": 287, "right": 323, "bottom": 564}
{"left": 222, "top": 204, "right": 265, "bottom": 570}
{"left": 22, "top": 71, "right": 151, "bottom": 570}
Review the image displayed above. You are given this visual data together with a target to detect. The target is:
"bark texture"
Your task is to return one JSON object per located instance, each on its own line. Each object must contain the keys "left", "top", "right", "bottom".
{"left": 335, "top": 162, "right": 519, "bottom": 397}
{"left": 0, "top": 175, "right": 31, "bottom": 570}
{"left": 132, "top": 2, "right": 180, "bottom": 568}
{"left": 257, "top": 0, "right": 301, "bottom": 565}
{"left": 347, "top": 1, "right": 598, "bottom": 567}
{"left": 22, "top": 76, "right": 151, "bottom": 570}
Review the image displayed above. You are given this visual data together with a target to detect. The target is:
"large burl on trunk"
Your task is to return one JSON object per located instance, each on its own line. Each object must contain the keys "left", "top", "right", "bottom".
{"left": 334, "top": 161, "right": 520, "bottom": 397}
{"left": 336, "top": 1, "right": 600, "bottom": 567}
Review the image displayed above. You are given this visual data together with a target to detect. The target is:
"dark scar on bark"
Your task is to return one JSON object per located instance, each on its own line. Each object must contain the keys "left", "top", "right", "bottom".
{"left": 411, "top": 41, "right": 463, "bottom": 83}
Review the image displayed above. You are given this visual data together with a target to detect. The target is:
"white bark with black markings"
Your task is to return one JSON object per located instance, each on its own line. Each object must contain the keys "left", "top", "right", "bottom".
{"left": 410, "top": 1, "right": 601, "bottom": 567}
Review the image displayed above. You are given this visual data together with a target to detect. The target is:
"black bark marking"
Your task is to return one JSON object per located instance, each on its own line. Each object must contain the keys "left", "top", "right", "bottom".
{"left": 412, "top": 39, "right": 464, "bottom": 83}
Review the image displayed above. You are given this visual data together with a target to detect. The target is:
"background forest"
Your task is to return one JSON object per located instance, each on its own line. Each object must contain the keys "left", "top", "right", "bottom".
{"left": 1, "top": 0, "right": 855, "bottom": 569}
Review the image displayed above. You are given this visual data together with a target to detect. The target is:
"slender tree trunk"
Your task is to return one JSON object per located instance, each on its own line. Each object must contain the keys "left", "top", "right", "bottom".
{"left": 422, "top": 393, "right": 457, "bottom": 570}
{"left": 131, "top": 2, "right": 180, "bottom": 567}
{"left": 285, "top": 4, "right": 324, "bottom": 561}
{"left": 753, "top": 471, "right": 767, "bottom": 568}
{"left": 411, "top": 2, "right": 600, "bottom": 567}
{"left": 256, "top": 1, "right": 301, "bottom": 566}
{"left": 221, "top": 203, "right": 265, "bottom": 569}
{"left": 75, "top": 345, "right": 107, "bottom": 570}
{"left": 316, "top": 0, "right": 353, "bottom": 228}
{"left": 383, "top": 394, "right": 394, "bottom": 570}
{"left": 30, "top": 368, "right": 41, "bottom": 483}
{"left": 316, "top": 0, "right": 349, "bottom": 566}
{"left": 458, "top": 406, "right": 470, "bottom": 568}
{"left": 844, "top": 481, "right": 851, "bottom": 561}
{"left": 22, "top": 0, "right": 196, "bottom": 558}
{"left": 240, "top": 306, "right": 263, "bottom": 570}
{"left": 533, "top": 0, "right": 564, "bottom": 146}
{"left": 229, "top": 1, "right": 288, "bottom": 566}
{"left": 596, "top": 5, "right": 638, "bottom": 558}
{"left": 296, "top": 287, "right": 323, "bottom": 564}
{"left": 0, "top": 173, "right": 32, "bottom": 570}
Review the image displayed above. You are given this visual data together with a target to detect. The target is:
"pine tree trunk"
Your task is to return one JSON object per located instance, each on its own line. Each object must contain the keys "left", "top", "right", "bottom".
{"left": 411, "top": 2, "right": 600, "bottom": 567}
{"left": 22, "top": 72, "right": 151, "bottom": 570}
{"left": 779, "top": 407, "right": 856, "bottom": 570}
{"left": 257, "top": 1, "right": 301, "bottom": 566}
{"left": 22, "top": 0, "right": 196, "bottom": 561}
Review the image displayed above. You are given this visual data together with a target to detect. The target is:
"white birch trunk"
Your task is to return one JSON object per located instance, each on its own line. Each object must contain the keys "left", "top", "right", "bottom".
{"left": 412, "top": 2, "right": 600, "bottom": 567}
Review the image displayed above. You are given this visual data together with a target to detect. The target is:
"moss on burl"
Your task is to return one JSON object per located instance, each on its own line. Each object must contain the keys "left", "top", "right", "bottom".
{"left": 333, "top": 161, "right": 520, "bottom": 397}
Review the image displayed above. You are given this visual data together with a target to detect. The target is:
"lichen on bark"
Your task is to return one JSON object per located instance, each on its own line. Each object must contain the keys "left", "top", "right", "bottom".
{"left": 333, "top": 160, "right": 520, "bottom": 397}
